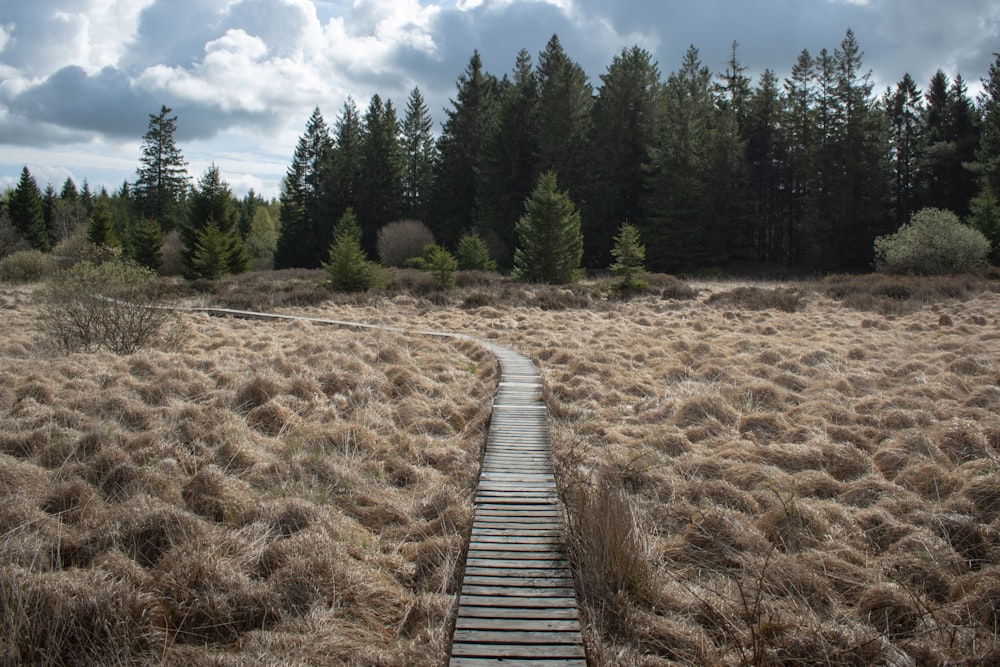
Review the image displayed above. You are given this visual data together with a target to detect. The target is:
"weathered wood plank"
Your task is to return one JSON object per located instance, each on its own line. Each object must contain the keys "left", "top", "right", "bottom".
{"left": 450, "top": 658, "right": 586, "bottom": 667}
{"left": 455, "top": 617, "right": 581, "bottom": 632}
{"left": 458, "top": 594, "right": 579, "bottom": 609}
{"left": 450, "top": 643, "right": 587, "bottom": 659}
{"left": 456, "top": 605, "right": 580, "bottom": 620}
{"left": 453, "top": 629, "right": 582, "bottom": 645}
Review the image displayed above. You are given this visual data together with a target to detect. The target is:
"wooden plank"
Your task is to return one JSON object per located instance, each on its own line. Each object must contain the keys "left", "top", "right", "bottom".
{"left": 464, "top": 558, "right": 569, "bottom": 569}
{"left": 462, "top": 575, "right": 575, "bottom": 588}
{"left": 450, "top": 658, "right": 586, "bottom": 667}
{"left": 458, "top": 594, "right": 578, "bottom": 609}
{"left": 453, "top": 629, "right": 582, "bottom": 645}
{"left": 455, "top": 617, "right": 581, "bottom": 632}
{"left": 463, "top": 567, "right": 572, "bottom": 578}
{"left": 460, "top": 585, "right": 577, "bottom": 598}
{"left": 456, "top": 605, "right": 579, "bottom": 620}
{"left": 450, "top": 643, "right": 587, "bottom": 659}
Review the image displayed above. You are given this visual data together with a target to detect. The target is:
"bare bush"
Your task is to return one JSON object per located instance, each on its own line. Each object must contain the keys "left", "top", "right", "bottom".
{"left": 0, "top": 250, "right": 57, "bottom": 283}
{"left": 40, "top": 259, "right": 175, "bottom": 354}
{"left": 377, "top": 219, "right": 435, "bottom": 267}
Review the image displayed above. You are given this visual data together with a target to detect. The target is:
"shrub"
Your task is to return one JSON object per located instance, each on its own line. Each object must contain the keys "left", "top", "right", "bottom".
{"left": 325, "top": 209, "right": 380, "bottom": 292}
{"left": 455, "top": 232, "right": 497, "bottom": 272}
{"left": 0, "top": 249, "right": 57, "bottom": 283}
{"left": 39, "top": 259, "right": 174, "bottom": 354}
{"left": 377, "top": 220, "right": 435, "bottom": 267}
{"left": 874, "top": 208, "right": 991, "bottom": 274}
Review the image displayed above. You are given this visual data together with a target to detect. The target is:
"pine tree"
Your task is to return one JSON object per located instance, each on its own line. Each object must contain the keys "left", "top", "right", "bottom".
{"left": 42, "top": 183, "right": 57, "bottom": 247}
{"left": 325, "top": 208, "right": 378, "bottom": 292}
{"left": 357, "top": 95, "right": 403, "bottom": 253}
{"left": 535, "top": 35, "right": 592, "bottom": 198}
{"left": 783, "top": 49, "right": 817, "bottom": 266}
{"left": 886, "top": 73, "right": 924, "bottom": 227}
{"left": 430, "top": 51, "right": 500, "bottom": 246}
{"left": 9, "top": 167, "right": 49, "bottom": 251}
{"left": 968, "top": 185, "right": 1000, "bottom": 265}
{"left": 513, "top": 171, "right": 583, "bottom": 284}
{"left": 456, "top": 231, "right": 498, "bottom": 272}
{"left": 476, "top": 49, "right": 540, "bottom": 266}
{"left": 610, "top": 222, "right": 647, "bottom": 294}
{"left": 275, "top": 107, "right": 334, "bottom": 268}
{"left": 746, "top": 69, "right": 791, "bottom": 264}
{"left": 323, "top": 99, "right": 363, "bottom": 252}
{"left": 86, "top": 197, "right": 119, "bottom": 248}
{"left": 129, "top": 217, "right": 163, "bottom": 272}
{"left": 183, "top": 164, "right": 249, "bottom": 278}
{"left": 977, "top": 52, "right": 1000, "bottom": 196}
{"left": 586, "top": 46, "right": 661, "bottom": 268}
{"left": 134, "top": 105, "right": 189, "bottom": 230}
{"left": 401, "top": 87, "right": 437, "bottom": 221}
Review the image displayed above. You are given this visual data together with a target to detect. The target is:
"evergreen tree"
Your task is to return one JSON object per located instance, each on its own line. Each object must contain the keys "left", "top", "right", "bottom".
{"left": 245, "top": 206, "right": 279, "bottom": 270}
{"left": 976, "top": 52, "right": 1000, "bottom": 196}
{"left": 325, "top": 208, "right": 378, "bottom": 292}
{"left": 60, "top": 177, "right": 79, "bottom": 202}
{"left": 886, "top": 73, "right": 924, "bottom": 227}
{"left": 357, "top": 95, "right": 403, "bottom": 254}
{"left": 610, "top": 222, "right": 647, "bottom": 294}
{"left": 642, "top": 45, "right": 728, "bottom": 271}
{"left": 9, "top": 166, "right": 49, "bottom": 251}
{"left": 746, "top": 69, "right": 791, "bottom": 264}
{"left": 430, "top": 51, "right": 500, "bottom": 246}
{"left": 968, "top": 185, "right": 1000, "bottom": 265}
{"left": 129, "top": 217, "right": 163, "bottom": 272}
{"left": 323, "top": 99, "right": 363, "bottom": 250}
{"left": 476, "top": 49, "right": 540, "bottom": 266}
{"left": 183, "top": 164, "right": 249, "bottom": 278}
{"left": 456, "top": 231, "right": 498, "bottom": 272}
{"left": 134, "top": 105, "right": 189, "bottom": 230}
{"left": 586, "top": 46, "right": 661, "bottom": 268}
{"left": 783, "top": 49, "right": 818, "bottom": 266}
{"left": 42, "top": 183, "right": 57, "bottom": 247}
{"left": 513, "top": 171, "right": 583, "bottom": 284}
{"left": 275, "top": 107, "right": 334, "bottom": 268}
{"left": 535, "top": 35, "right": 592, "bottom": 198}
{"left": 400, "top": 87, "right": 437, "bottom": 221}
{"left": 86, "top": 197, "right": 119, "bottom": 248}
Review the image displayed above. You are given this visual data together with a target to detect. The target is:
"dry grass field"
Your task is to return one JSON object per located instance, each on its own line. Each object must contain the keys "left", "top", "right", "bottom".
{"left": 2, "top": 270, "right": 999, "bottom": 665}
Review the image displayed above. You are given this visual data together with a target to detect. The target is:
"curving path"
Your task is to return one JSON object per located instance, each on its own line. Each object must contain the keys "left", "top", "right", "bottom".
{"left": 190, "top": 308, "right": 587, "bottom": 666}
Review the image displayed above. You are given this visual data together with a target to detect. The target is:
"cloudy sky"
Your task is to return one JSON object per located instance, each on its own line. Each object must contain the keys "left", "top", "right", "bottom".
{"left": 1, "top": 0, "right": 997, "bottom": 198}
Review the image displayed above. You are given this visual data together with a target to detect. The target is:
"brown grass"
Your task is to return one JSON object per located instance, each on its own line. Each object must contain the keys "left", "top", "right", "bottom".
{"left": 3, "top": 272, "right": 999, "bottom": 664}
{"left": 0, "top": 283, "right": 496, "bottom": 665}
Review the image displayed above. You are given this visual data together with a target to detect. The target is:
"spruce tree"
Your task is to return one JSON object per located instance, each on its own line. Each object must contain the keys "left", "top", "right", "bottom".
{"left": 275, "top": 107, "right": 334, "bottom": 268}
{"left": 325, "top": 208, "right": 378, "bottom": 292}
{"left": 323, "top": 99, "right": 363, "bottom": 254}
{"left": 129, "top": 217, "right": 163, "bottom": 272}
{"left": 86, "top": 198, "right": 119, "bottom": 248}
{"left": 513, "top": 171, "right": 583, "bottom": 284}
{"left": 183, "top": 165, "right": 249, "bottom": 278}
{"left": 610, "top": 222, "right": 647, "bottom": 294}
{"left": 456, "top": 231, "right": 498, "bottom": 272}
{"left": 886, "top": 73, "right": 924, "bottom": 227}
{"left": 357, "top": 95, "right": 403, "bottom": 254}
{"left": 134, "top": 105, "right": 189, "bottom": 230}
{"left": 9, "top": 167, "right": 49, "bottom": 251}
{"left": 977, "top": 52, "right": 1000, "bottom": 196}
{"left": 401, "top": 87, "right": 437, "bottom": 221}
{"left": 430, "top": 51, "right": 500, "bottom": 246}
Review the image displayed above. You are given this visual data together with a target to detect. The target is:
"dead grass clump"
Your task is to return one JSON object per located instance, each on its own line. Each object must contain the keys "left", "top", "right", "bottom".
{"left": 963, "top": 475, "right": 1000, "bottom": 522}
{"left": 857, "top": 583, "right": 922, "bottom": 638}
{"left": 0, "top": 566, "right": 163, "bottom": 666}
{"left": 41, "top": 477, "right": 103, "bottom": 524}
{"left": 154, "top": 542, "right": 281, "bottom": 643}
{"left": 675, "top": 509, "right": 767, "bottom": 569}
{"left": 183, "top": 468, "right": 252, "bottom": 523}
{"left": 933, "top": 514, "right": 996, "bottom": 570}
{"left": 246, "top": 400, "right": 296, "bottom": 436}
{"left": 673, "top": 395, "right": 737, "bottom": 428}
{"left": 896, "top": 462, "right": 963, "bottom": 501}
{"left": 705, "top": 285, "right": 804, "bottom": 312}
{"left": 234, "top": 374, "right": 283, "bottom": 413}
{"left": 564, "top": 478, "right": 652, "bottom": 633}
{"left": 936, "top": 424, "right": 992, "bottom": 464}
{"left": 737, "top": 413, "right": 786, "bottom": 443}
{"left": 755, "top": 501, "right": 831, "bottom": 553}
{"left": 115, "top": 501, "right": 202, "bottom": 568}
{"left": 645, "top": 273, "right": 698, "bottom": 300}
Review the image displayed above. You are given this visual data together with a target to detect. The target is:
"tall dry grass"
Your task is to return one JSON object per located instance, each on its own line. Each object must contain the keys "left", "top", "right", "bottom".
{"left": 287, "top": 274, "right": 999, "bottom": 665}
{"left": 0, "top": 283, "right": 496, "bottom": 665}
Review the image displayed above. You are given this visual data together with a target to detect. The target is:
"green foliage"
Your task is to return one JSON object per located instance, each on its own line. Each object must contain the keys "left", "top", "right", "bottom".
{"left": 456, "top": 231, "right": 498, "bottom": 272}
{"left": 183, "top": 165, "right": 249, "bottom": 279}
{"left": 874, "top": 208, "right": 991, "bottom": 274}
{"left": 129, "top": 217, "right": 163, "bottom": 272}
{"left": 86, "top": 199, "right": 119, "bottom": 248}
{"left": 513, "top": 171, "right": 584, "bottom": 284}
{"left": 9, "top": 167, "right": 49, "bottom": 251}
{"left": 968, "top": 185, "right": 1000, "bottom": 266}
{"left": 245, "top": 206, "right": 279, "bottom": 271}
{"left": 377, "top": 219, "right": 435, "bottom": 267}
{"left": 418, "top": 244, "right": 458, "bottom": 289}
{"left": 134, "top": 105, "right": 189, "bottom": 230}
{"left": 39, "top": 259, "right": 173, "bottom": 354}
{"left": 0, "top": 250, "right": 57, "bottom": 283}
{"left": 324, "top": 208, "right": 379, "bottom": 292}
{"left": 610, "top": 222, "right": 648, "bottom": 294}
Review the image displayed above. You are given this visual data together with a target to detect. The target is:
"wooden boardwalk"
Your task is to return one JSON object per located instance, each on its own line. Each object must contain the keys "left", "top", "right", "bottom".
{"left": 449, "top": 342, "right": 587, "bottom": 666}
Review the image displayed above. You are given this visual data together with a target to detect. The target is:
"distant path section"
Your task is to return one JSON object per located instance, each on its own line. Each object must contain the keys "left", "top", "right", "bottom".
{"left": 188, "top": 308, "right": 588, "bottom": 666}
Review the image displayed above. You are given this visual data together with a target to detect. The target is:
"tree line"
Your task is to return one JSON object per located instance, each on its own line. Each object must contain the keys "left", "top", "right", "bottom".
{"left": 3, "top": 29, "right": 998, "bottom": 278}
{"left": 277, "top": 30, "right": 1000, "bottom": 275}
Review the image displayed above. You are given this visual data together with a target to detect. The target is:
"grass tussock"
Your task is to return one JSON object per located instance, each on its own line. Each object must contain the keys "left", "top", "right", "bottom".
{"left": 0, "top": 283, "right": 496, "bottom": 665}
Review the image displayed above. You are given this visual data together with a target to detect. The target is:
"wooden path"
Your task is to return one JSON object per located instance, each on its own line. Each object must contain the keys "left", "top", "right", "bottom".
{"left": 449, "top": 342, "right": 587, "bottom": 666}
{"left": 187, "top": 308, "right": 587, "bottom": 665}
